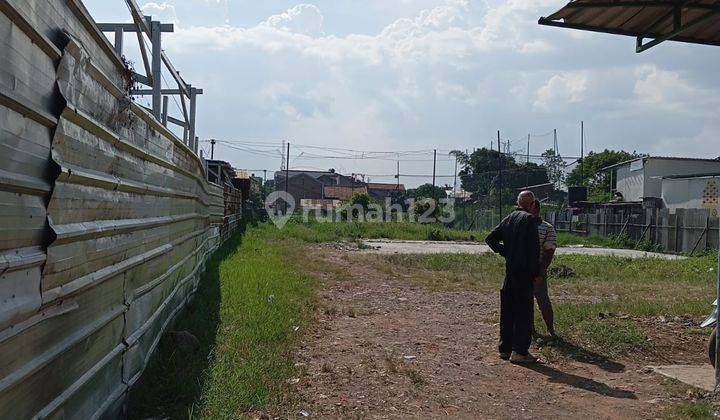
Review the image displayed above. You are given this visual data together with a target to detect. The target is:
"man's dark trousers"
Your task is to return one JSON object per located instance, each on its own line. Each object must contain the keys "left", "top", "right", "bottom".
{"left": 499, "top": 274, "right": 533, "bottom": 355}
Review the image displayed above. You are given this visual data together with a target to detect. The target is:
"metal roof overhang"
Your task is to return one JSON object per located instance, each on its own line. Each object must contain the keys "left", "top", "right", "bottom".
{"left": 539, "top": 1, "right": 720, "bottom": 52}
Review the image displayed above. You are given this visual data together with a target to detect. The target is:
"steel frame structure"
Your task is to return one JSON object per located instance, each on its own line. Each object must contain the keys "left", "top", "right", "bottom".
{"left": 97, "top": 0, "right": 203, "bottom": 154}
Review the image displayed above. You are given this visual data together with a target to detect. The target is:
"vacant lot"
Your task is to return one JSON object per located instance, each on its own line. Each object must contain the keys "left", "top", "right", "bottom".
{"left": 129, "top": 221, "right": 719, "bottom": 419}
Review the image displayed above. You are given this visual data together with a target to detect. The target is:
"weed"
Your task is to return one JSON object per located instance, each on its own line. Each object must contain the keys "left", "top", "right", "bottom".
{"left": 355, "top": 239, "right": 372, "bottom": 250}
{"left": 321, "top": 362, "right": 334, "bottom": 373}
{"left": 383, "top": 352, "right": 398, "bottom": 373}
{"left": 405, "top": 369, "right": 426, "bottom": 387}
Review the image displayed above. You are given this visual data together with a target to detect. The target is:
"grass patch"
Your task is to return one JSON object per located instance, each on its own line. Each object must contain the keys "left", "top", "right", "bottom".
{"left": 128, "top": 224, "right": 324, "bottom": 418}
{"left": 663, "top": 401, "right": 715, "bottom": 419}
{"left": 265, "top": 218, "right": 479, "bottom": 243}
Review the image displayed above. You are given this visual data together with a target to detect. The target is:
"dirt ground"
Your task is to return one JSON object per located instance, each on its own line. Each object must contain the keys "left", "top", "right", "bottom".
{"left": 290, "top": 247, "right": 709, "bottom": 419}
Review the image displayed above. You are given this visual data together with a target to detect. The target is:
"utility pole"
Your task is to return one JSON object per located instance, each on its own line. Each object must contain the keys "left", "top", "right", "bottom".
{"left": 432, "top": 149, "right": 437, "bottom": 188}
{"left": 497, "top": 130, "right": 502, "bottom": 217}
{"left": 581, "top": 121, "right": 585, "bottom": 184}
{"left": 285, "top": 142, "right": 290, "bottom": 193}
{"left": 396, "top": 160, "right": 400, "bottom": 189}
{"left": 263, "top": 169, "right": 267, "bottom": 185}
{"left": 285, "top": 142, "right": 290, "bottom": 213}
{"left": 526, "top": 133, "right": 530, "bottom": 187}
{"left": 453, "top": 154, "right": 458, "bottom": 194}
{"left": 210, "top": 138, "right": 216, "bottom": 160}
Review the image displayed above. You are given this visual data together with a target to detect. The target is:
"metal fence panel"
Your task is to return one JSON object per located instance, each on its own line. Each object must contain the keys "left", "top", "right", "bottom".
{"left": 0, "top": 2, "right": 226, "bottom": 418}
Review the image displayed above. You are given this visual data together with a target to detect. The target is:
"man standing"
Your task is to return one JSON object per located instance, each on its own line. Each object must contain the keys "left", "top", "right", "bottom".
{"left": 531, "top": 199, "right": 557, "bottom": 337}
{"left": 485, "top": 191, "right": 541, "bottom": 363}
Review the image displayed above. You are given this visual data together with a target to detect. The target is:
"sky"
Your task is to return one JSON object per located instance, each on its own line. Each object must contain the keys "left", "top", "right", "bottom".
{"left": 83, "top": 0, "right": 720, "bottom": 188}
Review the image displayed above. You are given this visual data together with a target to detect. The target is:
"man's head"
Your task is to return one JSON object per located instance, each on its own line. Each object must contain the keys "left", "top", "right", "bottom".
{"left": 517, "top": 190, "right": 535, "bottom": 212}
{"left": 531, "top": 199, "right": 541, "bottom": 216}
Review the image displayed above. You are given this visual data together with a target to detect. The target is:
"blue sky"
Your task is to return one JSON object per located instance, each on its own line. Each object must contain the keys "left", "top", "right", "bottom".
{"left": 83, "top": 0, "right": 720, "bottom": 187}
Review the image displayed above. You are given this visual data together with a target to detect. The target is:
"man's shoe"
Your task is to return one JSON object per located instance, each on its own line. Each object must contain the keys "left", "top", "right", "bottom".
{"left": 509, "top": 352, "right": 538, "bottom": 364}
{"left": 499, "top": 352, "right": 511, "bottom": 360}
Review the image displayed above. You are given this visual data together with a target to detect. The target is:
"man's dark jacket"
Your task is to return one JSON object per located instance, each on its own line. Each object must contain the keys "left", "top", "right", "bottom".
{"left": 485, "top": 209, "right": 541, "bottom": 280}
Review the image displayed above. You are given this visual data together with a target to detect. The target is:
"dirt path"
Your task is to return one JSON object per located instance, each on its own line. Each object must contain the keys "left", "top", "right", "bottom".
{"left": 361, "top": 239, "right": 686, "bottom": 260}
{"left": 291, "top": 248, "right": 697, "bottom": 419}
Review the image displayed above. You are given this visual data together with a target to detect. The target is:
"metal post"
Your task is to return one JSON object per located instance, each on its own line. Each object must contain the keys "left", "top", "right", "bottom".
{"left": 580, "top": 120, "right": 585, "bottom": 184}
{"left": 497, "top": 130, "right": 502, "bottom": 217}
{"left": 453, "top": 155, "right": 458, "bottom": 193}
{"left": 716, "top": 233, "right": 720, "bottom": 387}
{"left": 432, "top": 149, "right": 437, "bottom": 188}
{"left": 285, "top": 142, "right": 290, "bottom": 213}
{"left": 194, "top": 136, "right": 199, "bottom": 155}
{"left": 210, "top": 139, "right": 216, "bottom": 160}
{"left": 526, "top": 133, "right": 530, "bottom": 187}
{"left": 150, "top": 21, "right": 162, "bottom": 120}
{"left": 396, "top": 160, "right": 400, "bottom": 189}
{"left": 161, "top": 96, "right": 168, "bottom": 126}
{"left": 113, "top": 27, "right": 124, "bottom": 55}
{"left": 188, "top": 86, "right": 197, "bottom": 153}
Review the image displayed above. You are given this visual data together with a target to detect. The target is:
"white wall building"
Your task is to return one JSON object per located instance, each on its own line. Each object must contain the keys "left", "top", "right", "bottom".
{"left": 604, "top": 157, "right": 720, "bottom": 202}
{"left": 661, "top": 174, "right": 720, "bottom": 217}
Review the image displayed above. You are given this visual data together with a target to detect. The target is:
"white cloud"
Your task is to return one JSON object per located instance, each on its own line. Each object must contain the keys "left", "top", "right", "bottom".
{"left": 141, "top": 2, "right": 178, "bottom": 24}
{"left": 650, "top": 125, "right": 720, "bottom": 158}
{"left": 262, "top": 4, "right": 325, "bottom": 37}
{"left": 533, "top": 71, "right": 589, "bottom": 111}
{"left": 634, "top": 64, "right": 719, "bottom": 117}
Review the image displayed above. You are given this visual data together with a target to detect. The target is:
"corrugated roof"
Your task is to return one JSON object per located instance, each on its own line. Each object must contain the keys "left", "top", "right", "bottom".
{"left": 539, "top": 0, "right": 720, "bottom": 51}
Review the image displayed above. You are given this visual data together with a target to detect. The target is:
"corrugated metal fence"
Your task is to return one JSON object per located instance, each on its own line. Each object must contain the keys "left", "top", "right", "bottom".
{"left": 0, "top": 1, "right": 234, "bottom": 418}
{"left": 547, "top": 208, "right": 720, "bottom": 254}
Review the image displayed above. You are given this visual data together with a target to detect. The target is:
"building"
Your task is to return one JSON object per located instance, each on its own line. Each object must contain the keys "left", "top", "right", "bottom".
{"left": 207, "top": 159, "right": 237, "bottom": 187}
{"left": 232, "top": 170, "right": 261, "bottom": 200}
{"left": 324, "top": 185, "right": 368, "bottom": 201}
{"left": 275, "top": 172, "right": 324, "bottom": 201}
{"left": 274, "top": 170, "right": 361, "bottom": 188}
{"left": 366, "top": 182, "right": 405, "bottom": 201}
{"left": 602, "top": 157, "right": 720, "bottom": 203}
{"left": 661, "top": 173, "right": 720, "bottom": 217}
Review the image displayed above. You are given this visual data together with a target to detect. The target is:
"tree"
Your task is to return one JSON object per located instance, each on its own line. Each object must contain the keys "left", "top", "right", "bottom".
{"left": 542, "top": 149, "right": 565, "bottom": 189}
{"left": 453, "top": 148, "right": 548, "bottom": 206}
{"left": 565, "top": 149, "right": 643, "bottom": 201}
{"left": 348, "top": 191, "right": 371, "bottom": 210}
{"left": 406, "top": 183, "right": 447, "bottom": 202}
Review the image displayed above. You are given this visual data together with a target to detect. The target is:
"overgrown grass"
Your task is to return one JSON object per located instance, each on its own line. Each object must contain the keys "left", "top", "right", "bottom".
{"left": 268, "top": 217, "right": 480, "bottom": 243}
{"left": 364, "top": 251, "right": 718, "bottom": 358}
{"left": 128, "top": 224, "right": 322, "bottom": 418}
